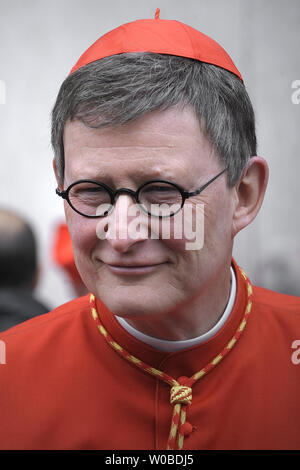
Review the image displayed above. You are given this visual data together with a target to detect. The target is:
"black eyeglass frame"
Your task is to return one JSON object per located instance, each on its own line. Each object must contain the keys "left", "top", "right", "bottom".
{"left": 56, "top": 167, "right": 228, "bottom": 219}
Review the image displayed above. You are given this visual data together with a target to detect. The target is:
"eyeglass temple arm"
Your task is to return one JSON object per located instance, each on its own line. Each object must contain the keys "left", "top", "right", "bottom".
{"left": 183, "top": 167, "right": 228, "bottom": 198}
{"left": 56, "top": 187, "right": 67, "bottom": 199}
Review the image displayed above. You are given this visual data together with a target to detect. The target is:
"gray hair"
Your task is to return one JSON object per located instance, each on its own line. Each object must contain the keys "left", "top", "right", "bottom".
{"left": 51, "top": 53, "right": 256, "bottom": 186}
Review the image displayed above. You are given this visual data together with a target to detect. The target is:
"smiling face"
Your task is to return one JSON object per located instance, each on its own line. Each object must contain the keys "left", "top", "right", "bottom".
{"left": 60, "top": 106, "right": 237, "bottom": 337}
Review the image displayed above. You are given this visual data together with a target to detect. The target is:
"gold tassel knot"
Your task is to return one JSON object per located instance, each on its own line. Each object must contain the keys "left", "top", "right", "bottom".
{"left": 170, "top": 385, "right": 192, "bottom": 406}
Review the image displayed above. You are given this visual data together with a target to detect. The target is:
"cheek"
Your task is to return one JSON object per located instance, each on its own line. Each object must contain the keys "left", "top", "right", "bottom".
{"left": 171, "top": 193, "right": 234, "bottom": 255}
{"left": 162, "top": 203, "right": 205, "bottom": 252}
{"left": 157, "top": 210, "right": 204, "bottom": 264}
{"left": 65, "top": 206, "right": 98, "bottom": 254}
{"left": 202, "top": 193, "right": 235, "bottom": 252}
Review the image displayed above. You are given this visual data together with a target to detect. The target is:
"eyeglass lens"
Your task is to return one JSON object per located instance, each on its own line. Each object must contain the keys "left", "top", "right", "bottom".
{"left": 68, "top": 181, "right": 183, "bottom": 217}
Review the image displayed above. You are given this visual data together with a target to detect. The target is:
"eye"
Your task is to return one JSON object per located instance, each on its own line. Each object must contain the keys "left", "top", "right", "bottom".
{"left": 69, "top": 183, "right": 111, "bottom": 206}
{"left": 137, "top": 182, "right": 183, "bottom": 217}
{"left": 77, "top": 186, "right": 104, "bottom": 194}
{"left": 145, "top": 185, "right": 175, "bottom": 192}
{"left": 140, "top": 183, "right": 181, "bottom": 202}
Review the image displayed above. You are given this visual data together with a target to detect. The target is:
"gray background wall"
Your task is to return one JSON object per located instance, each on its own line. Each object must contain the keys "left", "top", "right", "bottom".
{"left": 0, "top": 0, "right": 299, "bottom": 310}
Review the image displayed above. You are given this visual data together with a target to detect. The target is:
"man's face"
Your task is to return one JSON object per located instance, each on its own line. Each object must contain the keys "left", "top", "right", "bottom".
{"left": 62, "top": 106, "right": 236, "bottom": 322}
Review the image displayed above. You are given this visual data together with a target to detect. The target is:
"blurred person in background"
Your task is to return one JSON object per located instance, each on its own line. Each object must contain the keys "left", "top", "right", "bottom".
{"left": 0, "top": 208, "right": 49, "bottom": 331}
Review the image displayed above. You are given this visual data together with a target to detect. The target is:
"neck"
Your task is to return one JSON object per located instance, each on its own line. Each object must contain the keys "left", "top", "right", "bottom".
{"left": 120, "top": 263, "right": 232, "bottom": 341}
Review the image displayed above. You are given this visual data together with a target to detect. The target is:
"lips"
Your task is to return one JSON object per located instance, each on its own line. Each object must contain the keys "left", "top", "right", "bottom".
{"left": 103, "top": 261, "right": 166, "bottom": 275}
{"left": 106, "top": 262, "right": 163, "bottom": 268}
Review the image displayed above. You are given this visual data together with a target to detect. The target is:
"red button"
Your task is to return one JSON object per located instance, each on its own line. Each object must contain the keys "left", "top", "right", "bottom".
{"left": 177, "top": 376, "right": 189, "bottom": 385}
{"left": 181, "top": 422, "right": 194, "bottom": 437}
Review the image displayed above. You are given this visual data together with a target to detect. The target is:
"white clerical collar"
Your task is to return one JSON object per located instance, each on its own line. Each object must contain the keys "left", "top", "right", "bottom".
{"left": 115, "top": 266, "right": 236, "bottom": 352}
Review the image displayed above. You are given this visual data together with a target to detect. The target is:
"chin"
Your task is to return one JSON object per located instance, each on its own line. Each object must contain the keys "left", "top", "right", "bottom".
{"left": 96, "top": 285, "right": 167, "bottom": 318}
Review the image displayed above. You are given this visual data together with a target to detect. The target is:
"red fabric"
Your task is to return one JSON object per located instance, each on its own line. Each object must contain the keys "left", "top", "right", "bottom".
{"left": 0, "top": 261, "right": 299, "bottom": 450}
{"left": 70, "top": 17, "right": 243, "bottom": 82}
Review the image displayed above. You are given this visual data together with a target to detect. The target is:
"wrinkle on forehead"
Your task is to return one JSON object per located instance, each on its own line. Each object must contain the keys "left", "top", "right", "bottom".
{"left": 64, "top": 130, "right": 206, "bottom": 154}
{"left": 74, "top": 145, "right": 183, "bottom": 162}
{"left": 64, "top": 108, "right": 219, "bottom": 186}
{"left": 64, "top": 105, "right": 207, "bottom": 152}
{"left": 65, "top": 131, "right": 214, "bottom": 169}
{"left": 66, "top": 153, "right": 185, "bottom": 184}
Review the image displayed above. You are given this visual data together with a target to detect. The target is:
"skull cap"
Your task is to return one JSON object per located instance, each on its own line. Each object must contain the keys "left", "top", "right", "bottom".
{"left": 70, "top": 8, "right": 243, "bottom": 82}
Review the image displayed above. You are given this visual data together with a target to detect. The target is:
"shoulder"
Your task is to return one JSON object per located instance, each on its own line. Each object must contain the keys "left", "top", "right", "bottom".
{"left": 0, "top": 295, "right": 96, "bottom": 374}
{"left": 234, "top": 260, "right": 300, "bottom": 320}
{"left": 251, "top": 284, "right": 300, "bottom": 340}
{"left": 0, "top": 294, "right": 91, "bottom": 344}
{"left": 253, "top": 285, "right": 300, "bottom": 314}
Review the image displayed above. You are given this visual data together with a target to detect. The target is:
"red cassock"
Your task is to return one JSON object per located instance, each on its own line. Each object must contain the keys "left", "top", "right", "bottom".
{"left": 0, "top": 260, "right": 300, "bottom": 450}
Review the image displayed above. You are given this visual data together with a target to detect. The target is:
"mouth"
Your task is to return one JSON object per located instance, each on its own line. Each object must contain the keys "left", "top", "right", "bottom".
{"left": 103, "top": 262, "right": 166, "bottom": 275}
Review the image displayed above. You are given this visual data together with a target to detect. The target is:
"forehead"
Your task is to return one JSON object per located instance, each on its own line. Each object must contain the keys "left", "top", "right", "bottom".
{"left": 63, "top": 106, "right": 217, "bottom": 182}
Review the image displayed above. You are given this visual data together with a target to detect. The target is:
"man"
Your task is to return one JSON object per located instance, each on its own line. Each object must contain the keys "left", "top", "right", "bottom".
{"left": 0, "top": 209, "right": 49, "bottom": 332}
{"left": 0, "top": 11, "right": 299, "bottom": 450}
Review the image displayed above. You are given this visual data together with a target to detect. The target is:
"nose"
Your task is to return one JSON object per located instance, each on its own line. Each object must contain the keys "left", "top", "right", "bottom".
{"left": 104, "top": 193, "right": 148, "bottom": 253}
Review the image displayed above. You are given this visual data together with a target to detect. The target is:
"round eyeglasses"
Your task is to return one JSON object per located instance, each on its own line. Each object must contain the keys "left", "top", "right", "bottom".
{"left": 56, "top": 168, "right": 228, "bottom": 218}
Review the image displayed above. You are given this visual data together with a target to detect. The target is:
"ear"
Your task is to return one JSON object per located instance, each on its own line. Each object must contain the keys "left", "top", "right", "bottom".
{"left": 53, "top": 158, "right": 63, "bottom": 189}
{"left": 232, "top": 156, "right": 269, "bottom": 237}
